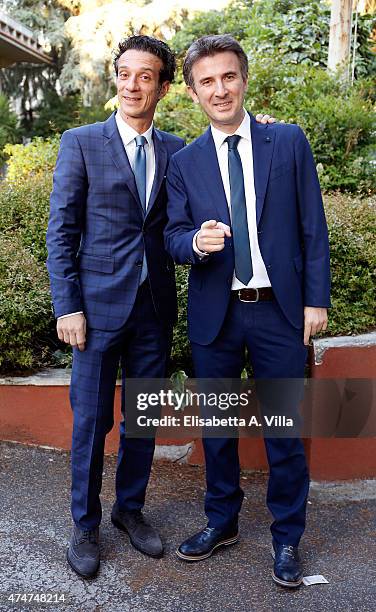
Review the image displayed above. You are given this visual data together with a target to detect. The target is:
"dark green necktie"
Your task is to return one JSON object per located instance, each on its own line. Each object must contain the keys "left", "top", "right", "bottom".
{"left": 226, "top": 134, "right": 253, "bottom": 285}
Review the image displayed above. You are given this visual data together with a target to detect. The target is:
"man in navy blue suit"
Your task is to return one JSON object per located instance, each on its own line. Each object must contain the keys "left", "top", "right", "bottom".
{"left": 165, "top": 35, "right": 330, "bottom": 587}
{"left": 46, "top": 36, "right": 184, "bottom": 578}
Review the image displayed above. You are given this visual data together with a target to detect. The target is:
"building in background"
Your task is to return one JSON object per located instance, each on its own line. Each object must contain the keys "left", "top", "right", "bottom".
{"left": 0, "top": 10, "right": 51, "bottom": 69}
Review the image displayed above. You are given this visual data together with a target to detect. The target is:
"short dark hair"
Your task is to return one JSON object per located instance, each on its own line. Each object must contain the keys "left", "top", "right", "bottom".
{"left": 113, "top": 35, "right": 176, "bottom": 84}
{"left": 183, "top": 34, "right": 248, "bottom": 89}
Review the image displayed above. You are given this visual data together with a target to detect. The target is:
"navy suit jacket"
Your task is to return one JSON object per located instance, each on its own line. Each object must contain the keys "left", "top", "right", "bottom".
{"left": 46, "top": 112, "right": 184, "bottom": 331}
{"left": 164, "top": 114, "right": 331, "bottom": 346}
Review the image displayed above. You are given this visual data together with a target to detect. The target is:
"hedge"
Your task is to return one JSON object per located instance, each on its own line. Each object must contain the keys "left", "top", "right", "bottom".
{"left": 0, "top": 142, "right": 374, "bottom": 374}
{"left": 0, "top": 234, "right": 54, "bottom": 371}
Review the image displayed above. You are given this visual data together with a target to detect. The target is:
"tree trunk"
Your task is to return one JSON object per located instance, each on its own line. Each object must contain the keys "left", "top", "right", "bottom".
{"left": 328, "top": 0, "right": 353, "bottom": 77}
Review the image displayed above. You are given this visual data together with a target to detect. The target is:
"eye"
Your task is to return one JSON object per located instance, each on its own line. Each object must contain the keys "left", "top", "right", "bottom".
{"left": 141, "top": 74, "right": 151, "bottom": 81}
{"left": 119, "top": 72, "right": 128, "bottom": 79}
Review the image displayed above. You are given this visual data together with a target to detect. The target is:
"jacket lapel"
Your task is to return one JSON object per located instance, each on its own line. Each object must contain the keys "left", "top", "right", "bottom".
{"left": 103, "top": 112, "right": 143, "bottom": 213}
{"left": 195, "top": 127, "right": 231, "bottom": 226}
{"left": 145, "top": 128, "right": 168, "bottom": 218}
{"left": 249, "top": 113, "right": 275, "bottom": 225}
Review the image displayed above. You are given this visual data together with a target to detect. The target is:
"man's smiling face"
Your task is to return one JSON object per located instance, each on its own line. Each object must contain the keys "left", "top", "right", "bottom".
{"left": 187, "top": 51, "right": 248, "bottom": 133}
{"left": 116, "top": 49, "right": 169, "bottom": 125}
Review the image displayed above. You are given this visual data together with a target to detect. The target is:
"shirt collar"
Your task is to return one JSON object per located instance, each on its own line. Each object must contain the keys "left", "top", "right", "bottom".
{"left": 115, "top": 111, "right": 154, "bottom": 147}
{"left": 210, "top": 109, "right": 251, "bottom": 151}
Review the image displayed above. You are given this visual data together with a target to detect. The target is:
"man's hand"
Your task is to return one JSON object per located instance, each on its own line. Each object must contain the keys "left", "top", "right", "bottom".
{"left": 303, "top": 307, "right": 328, "bottom": 346}
{"left": 57, "top": 313, "right": 86, "bottom": 351}
{"left": 255, "top": 113, "right": 281, "bottom": 124}
{"left": 196, "top": 220, "right": 231, "bottom": 253}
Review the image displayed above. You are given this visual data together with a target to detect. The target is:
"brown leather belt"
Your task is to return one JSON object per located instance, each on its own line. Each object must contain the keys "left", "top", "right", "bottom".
{"left": 231, "top": 287, "right": 274, "bottom": 303}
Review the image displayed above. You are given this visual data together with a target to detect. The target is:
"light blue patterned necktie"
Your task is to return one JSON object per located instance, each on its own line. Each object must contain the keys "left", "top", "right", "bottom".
{"left": 226, "top": 134, "right": 253, "bottom": 285}
{"left": 134, "top": 135, "right": 147, "bottom": 284}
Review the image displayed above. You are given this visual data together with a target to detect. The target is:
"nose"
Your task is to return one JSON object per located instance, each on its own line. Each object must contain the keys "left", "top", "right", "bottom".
{"left": 214, "top": 79, "right": 228, "bottom": 98}
{"left": 125, "top": 74, "right": 139, "bottom": 91}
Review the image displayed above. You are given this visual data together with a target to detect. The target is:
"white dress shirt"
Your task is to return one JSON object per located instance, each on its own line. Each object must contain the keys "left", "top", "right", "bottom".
{"left": 59, "top": 112, "right": 156, "bottom": 320}
{"left": 115, "top": 111, "right": 155, "bottom": 207}
{"left": 194, "top": 110, "right": 271, "bottom": 290}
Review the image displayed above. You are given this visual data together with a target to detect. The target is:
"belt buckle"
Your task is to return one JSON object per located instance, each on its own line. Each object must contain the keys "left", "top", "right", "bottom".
{"left": 238, "top": 288, "right": 259, "bottom": 303}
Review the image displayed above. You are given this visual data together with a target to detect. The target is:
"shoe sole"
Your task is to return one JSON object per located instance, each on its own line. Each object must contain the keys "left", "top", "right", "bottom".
{"left": 270, "top": 548, "right": 303, "bottom": 588}
{"left": 66, "top": 549, "right": 99, "bottom": 580}
{"left": 271, "top": 571, "right": 303, "bottom": 588}
{"left": 176, "top": 534, "right": 239, "bottom": 562}
{"left": 111, "top": 515, "right": 164, "bottom": 559}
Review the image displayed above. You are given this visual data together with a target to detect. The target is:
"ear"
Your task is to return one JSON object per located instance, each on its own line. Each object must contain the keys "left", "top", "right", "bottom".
{"left": 187, "top": 85, "right": 199, "bottom": 104}
{"left": 158, "top": 81, "right": 170, "bottom": 100}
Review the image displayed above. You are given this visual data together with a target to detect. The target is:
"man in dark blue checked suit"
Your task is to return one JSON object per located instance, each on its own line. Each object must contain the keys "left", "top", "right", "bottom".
{"left": 46, "top": 36, "right": 184, "bottom": 578}
{"left": 47, "top": 34, "right": 274, "bottom": 579}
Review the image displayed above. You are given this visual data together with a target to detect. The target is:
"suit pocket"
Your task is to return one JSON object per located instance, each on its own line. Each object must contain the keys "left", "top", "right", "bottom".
{"left": 78, "top": 253, "right": 114, "bottom": 273}
{"left": 269, "top": 162, "right": 294, "bottom": 181}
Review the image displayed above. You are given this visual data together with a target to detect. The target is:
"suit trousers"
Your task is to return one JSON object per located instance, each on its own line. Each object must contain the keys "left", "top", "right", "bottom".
{"left": 69, "top": 281, "right": 172, "bottom": 530}
{"left": 191, "top": 296, "right": 309, "bottom": 546}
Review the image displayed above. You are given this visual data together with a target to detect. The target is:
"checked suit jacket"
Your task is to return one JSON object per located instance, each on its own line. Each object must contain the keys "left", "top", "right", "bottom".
{"left": 46, "top": 112, "right": 184, "bottom": 331}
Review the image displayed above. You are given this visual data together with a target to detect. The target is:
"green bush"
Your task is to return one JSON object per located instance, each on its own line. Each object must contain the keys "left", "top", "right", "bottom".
{"left": 0, "top": 94, "right": 19, "bottom": 166}
{"left": 325, "top": 193, "right": 376, "bottom": 336}
{"left": 0, "top": 173, "right": 52, "bottom": 263}
{"left": 0, "top": 138, "right": 373, "bottom": 374}
{"left": 4, "top": 136, "right": 59, "bottom": 183}
{"left": 245, "top": 59, "right": 376, "bottom": 193}
{"left": 31, "top": 92, "right": 112, "bottom": 138}
{"left": 0, "top": 234, "right": 54, "bottom": 373}
{"left": 172, "top": 0, "right": 375, "bottom": 79}
{"left": 170, "top": 265, "right": 191, "bottom": 374}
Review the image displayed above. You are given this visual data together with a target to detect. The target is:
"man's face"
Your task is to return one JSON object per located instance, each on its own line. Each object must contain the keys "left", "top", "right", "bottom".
{"left": 116, "top": 49, "right": 170, "bottom": 124}
{"left": 187, "top": 51, "right": 248, "bottom": 132}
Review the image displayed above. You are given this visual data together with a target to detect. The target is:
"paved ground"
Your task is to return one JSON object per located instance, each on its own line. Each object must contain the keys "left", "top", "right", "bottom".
{"left": 0, "top": 441, "right": 375, "bottom": 612}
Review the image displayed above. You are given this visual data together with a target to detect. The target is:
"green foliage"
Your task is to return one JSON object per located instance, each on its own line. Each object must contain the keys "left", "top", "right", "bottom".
{"left": 172, "top": 0, "right": 375, "bottom": 79}
{"left": 155, "top": 81, "right": 207, "bottom": 141}
{"left": 0, "top": 173, "right": 52, "bottom": 263}
{"left": 31, "top": 92, "right": 113, "bottom": 138}
{"left": 324, "top": 193, "right": 376, "bottom": 336}
{"left": 245, "top": 59, "right": 376, "bottom": 193}
{"left": 0, "top": 234, "right": 54, "bottom": 373}
{"left": 170, "top": 265, "right": 191, "bottom": 374}
{"left": 0, "top": 0, "right": 72, "bottom": 133}
{"left": 0, "top": 95, "right": 19, "bottom": 166}
{"left": 3, "top": 137, "right": 60, "bottom": 182}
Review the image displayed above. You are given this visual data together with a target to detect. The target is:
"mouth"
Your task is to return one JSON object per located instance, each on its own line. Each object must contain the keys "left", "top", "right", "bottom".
{"left": 123, "top": 96, "right": 142, "bottom": 103}
{"left": 214, "top": 100, "right": 232, "bottom": 110}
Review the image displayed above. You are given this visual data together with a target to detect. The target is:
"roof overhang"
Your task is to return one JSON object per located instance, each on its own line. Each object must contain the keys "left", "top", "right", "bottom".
{"left": 0, "top": 10, "right": 52, "bottom": 68}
